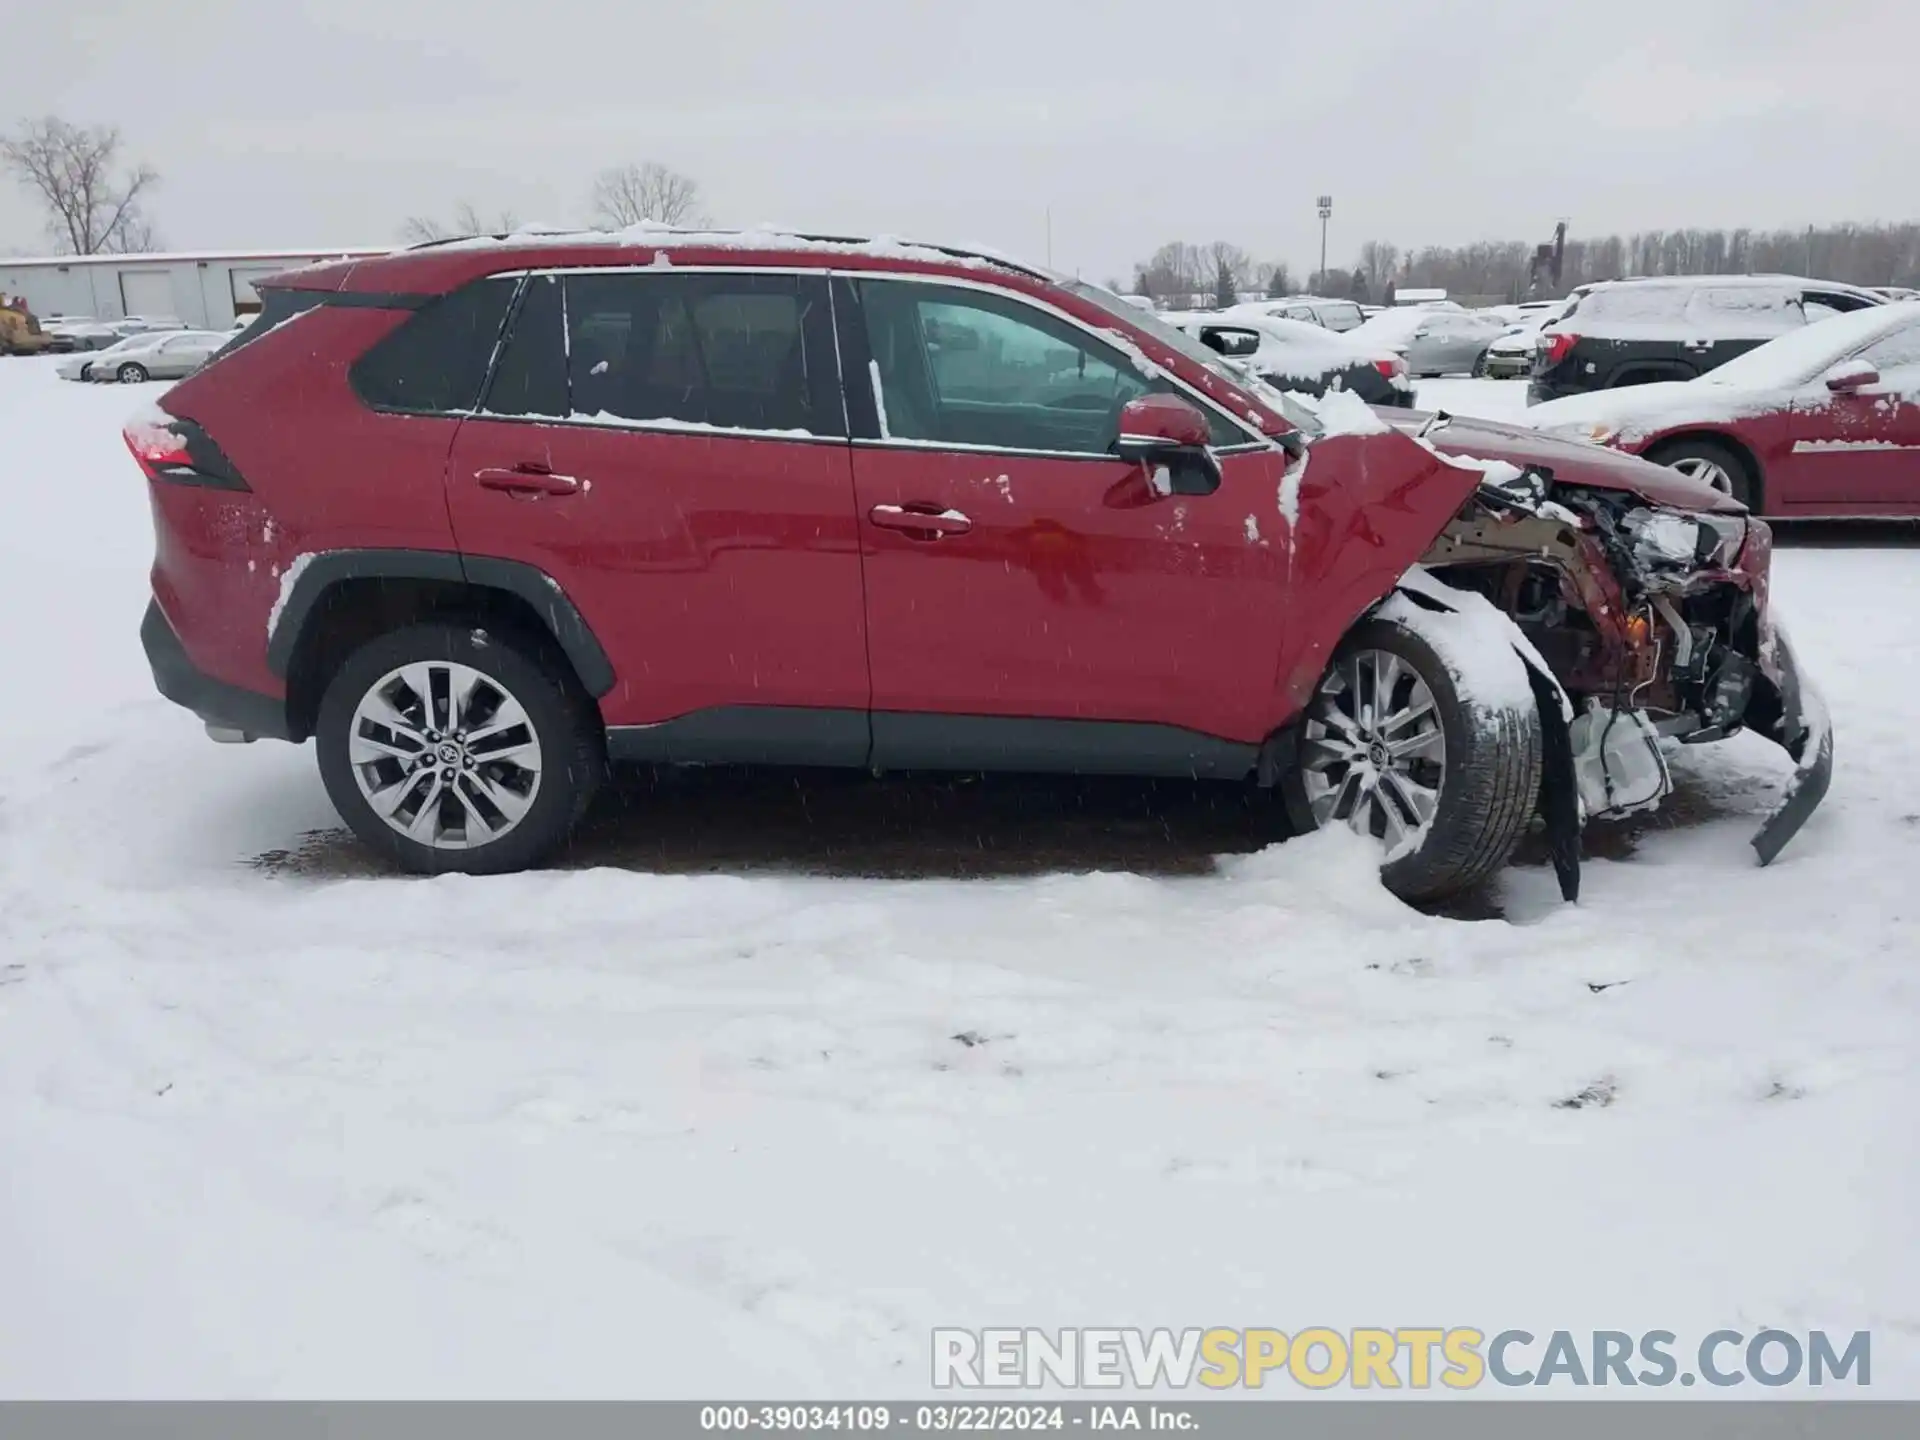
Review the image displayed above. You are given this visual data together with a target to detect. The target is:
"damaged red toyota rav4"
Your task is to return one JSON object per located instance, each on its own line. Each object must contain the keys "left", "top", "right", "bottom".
{"left": 130, "top": 228, "right": 1831, "bottom": 901}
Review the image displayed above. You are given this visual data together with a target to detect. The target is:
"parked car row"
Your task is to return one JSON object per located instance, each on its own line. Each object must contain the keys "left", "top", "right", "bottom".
{"left": 1522, "top": 299, "right": 1920, "bottom": 516}
{"left": 1527, "top": 274, "right": 1887, "bottom": 403}
{"left": 43, "top": 314, "right": 191, "bottom": 351}
{"left": 130, "top": 226, "right": 1826, "bottom": 903}
{"left": 55, "top": 328, "right": 231, "bottom": 383}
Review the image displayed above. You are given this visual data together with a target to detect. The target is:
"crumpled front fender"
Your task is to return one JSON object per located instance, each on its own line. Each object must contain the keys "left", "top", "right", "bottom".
{"left": 1750, "top": 617, "right": 1833, "bottom": 866}
{"left": 1277, "top": 431, "right": 1482, "bottom": 711}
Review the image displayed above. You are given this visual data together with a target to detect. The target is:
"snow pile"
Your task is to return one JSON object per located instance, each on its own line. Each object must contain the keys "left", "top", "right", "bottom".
{"left": 1372, "top": 569, "right": 1540, "bottom": 713}
{"left": 1304, "top": 386, "right": 1391, "bottom": 437}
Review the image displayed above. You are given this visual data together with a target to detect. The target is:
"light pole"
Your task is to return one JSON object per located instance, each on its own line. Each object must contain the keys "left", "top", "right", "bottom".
{"left": 1317, "top": 195, "right": 1333, "bottom": 288}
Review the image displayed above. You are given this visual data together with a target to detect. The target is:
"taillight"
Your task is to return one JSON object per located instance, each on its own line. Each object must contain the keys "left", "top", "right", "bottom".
{"left": 1373, "top": 356, "right": 1406, "bottom": 378}
{"left": 123, "top": 406, "right": 248, "bottom": 490}
{"left": 1542, "top": 331, "right": 1579, "bottom": 367}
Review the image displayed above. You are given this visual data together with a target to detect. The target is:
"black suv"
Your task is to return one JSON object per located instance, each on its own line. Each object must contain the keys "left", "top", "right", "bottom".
{"left": 1528, "top": 274, "right": 1885, "bottom": 404}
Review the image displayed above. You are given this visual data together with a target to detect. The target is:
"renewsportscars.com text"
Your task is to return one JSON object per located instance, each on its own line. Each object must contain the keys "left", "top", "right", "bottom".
{"left": 932, "top": 1327, "right": 1872, "bottom": 1390}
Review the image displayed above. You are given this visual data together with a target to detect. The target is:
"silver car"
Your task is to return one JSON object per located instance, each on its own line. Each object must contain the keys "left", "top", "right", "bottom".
{"left": 56, "top": 330, "right": 227, "bottom": 383}
{"left": 1348, "top": 306, "right": 1511, "bottom": 378}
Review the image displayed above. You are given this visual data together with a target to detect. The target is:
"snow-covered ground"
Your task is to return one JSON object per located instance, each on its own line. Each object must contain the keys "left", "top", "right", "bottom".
{"left": 1, "top": 361, "right": 1916, "bottom": 1396}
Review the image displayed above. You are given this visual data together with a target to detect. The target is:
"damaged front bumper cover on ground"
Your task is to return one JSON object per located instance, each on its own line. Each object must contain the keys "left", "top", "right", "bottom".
{"left": 1750, "top": 623, "right": 1833, "bottom": 867}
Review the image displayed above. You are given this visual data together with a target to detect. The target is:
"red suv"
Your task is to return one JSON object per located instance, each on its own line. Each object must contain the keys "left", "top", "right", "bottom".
{"left": 132, "top": 229, "right": 1831, "bottom": 900}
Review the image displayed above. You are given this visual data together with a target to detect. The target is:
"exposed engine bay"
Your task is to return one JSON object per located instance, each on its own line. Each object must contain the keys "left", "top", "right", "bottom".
{"left": 1403, "top": 433, "right": 1831, "bottom": 899}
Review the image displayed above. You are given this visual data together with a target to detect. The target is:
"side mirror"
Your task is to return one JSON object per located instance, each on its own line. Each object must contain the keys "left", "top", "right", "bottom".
{"left": 1200, "top": 328, "right": 1261, "bottom": 359}
{"left": 1825, "top": 360, "right": 1879, "bottom": 393}
{"left": 1112, "top": 393, "right": 1220, "bottom": 496}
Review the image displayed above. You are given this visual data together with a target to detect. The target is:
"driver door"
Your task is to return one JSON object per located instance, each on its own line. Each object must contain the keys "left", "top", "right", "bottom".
{"left": 839, "top": 276, "right": 1291, "bottom": 766}
{"left": 1787, "top": 319, "right": 1920, "bottom": 511}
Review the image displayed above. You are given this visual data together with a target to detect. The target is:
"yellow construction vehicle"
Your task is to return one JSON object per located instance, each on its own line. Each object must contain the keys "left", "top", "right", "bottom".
{"left": 0, "top": 297, "right": 59, "bottom": 356}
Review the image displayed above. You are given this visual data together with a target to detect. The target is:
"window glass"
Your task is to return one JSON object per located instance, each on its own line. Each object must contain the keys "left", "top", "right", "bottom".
{"left": 1686, "top": 288, "right": 1803, "bottom": 331}
{"left": 1805, "top": 290, "right": 1878, "bottom": 314}
{"left": 350, "top": 278, "right": 516, "bottom": 413}
{"left": 861, "top": 280, "right": 1245, "bottom": 454}
{"left": 562, "top": 272, "right": 832, "bottom": 434}
{"left": 484, "top": 275, "right": 567, "bottom": 418}
{"left": 1859, "top": 321, "right": 1920, "bottom": 371}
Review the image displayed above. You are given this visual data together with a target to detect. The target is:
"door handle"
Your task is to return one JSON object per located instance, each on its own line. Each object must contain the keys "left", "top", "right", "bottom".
{"left": 475, "top": 464, "right": 581, "bottom": 497}
{"left": 869, "top": 503, "right": 972, "bottom": 538}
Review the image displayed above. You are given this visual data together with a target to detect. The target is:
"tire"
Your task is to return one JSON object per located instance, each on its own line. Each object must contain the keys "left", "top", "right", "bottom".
{"left": 1282, "top": 618, "right": 1542, "bottom": 902}
{"left": 1645, "top": 436, "right": 1758, "bottom": 510}
{"left": 117, "top": 362, "right": 149, "bottom": 383}
{"left": 1469, "top": 349, "right": 1489, "bottom": 378}
{"left": 315, "top": 621, "right": 604, "bottom": 875}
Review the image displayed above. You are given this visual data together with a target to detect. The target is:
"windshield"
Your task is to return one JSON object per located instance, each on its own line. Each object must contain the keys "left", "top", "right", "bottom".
{"left": 1702, "top": 306, "right": 1910, "bottom": 389}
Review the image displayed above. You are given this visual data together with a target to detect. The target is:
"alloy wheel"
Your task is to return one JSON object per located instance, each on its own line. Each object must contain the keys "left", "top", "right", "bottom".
{"left": 347, "top": 660, "right": 543, "bottom": 849}
{"left": 1669, "top": 455, "right": 1733, "bottom": 494}
{"left": 1300, "top": 649, "right": 1447, "bottom": 858}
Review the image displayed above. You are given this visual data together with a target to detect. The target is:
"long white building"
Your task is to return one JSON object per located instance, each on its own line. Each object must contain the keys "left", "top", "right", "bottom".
{"left": 0, "top": 248, "right": 386, "bottom": 329}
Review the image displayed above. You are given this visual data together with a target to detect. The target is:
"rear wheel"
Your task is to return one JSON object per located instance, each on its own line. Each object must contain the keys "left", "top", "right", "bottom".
{"left": 1282, "top": 618, "right": 1542, "bottom": 901}
{"left": 116, "top": 362, "right": 149, "bottom": 383}
{"left": 315, "top": 622, "right": 604, "bottom": 875}
{"left": 1646, "top": 436, "right": 1757, "bottom": 509}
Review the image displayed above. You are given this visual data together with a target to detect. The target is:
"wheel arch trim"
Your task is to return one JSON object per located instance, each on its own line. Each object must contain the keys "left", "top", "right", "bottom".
{"left": 264, "top": 548, "right": 616, "bottom": 697}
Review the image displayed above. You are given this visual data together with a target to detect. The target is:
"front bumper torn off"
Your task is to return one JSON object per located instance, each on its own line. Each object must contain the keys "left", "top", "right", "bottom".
{"left": 1751, "top": 621, "right": 1832, "bottom": 866}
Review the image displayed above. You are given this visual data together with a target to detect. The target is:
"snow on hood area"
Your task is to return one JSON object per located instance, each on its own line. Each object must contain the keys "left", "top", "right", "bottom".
{"left": 0, "top": 358, "right": 1916, "bottom": 1395}
{"left": 1523, "top": 380, "right": 1784, "bottom": 444}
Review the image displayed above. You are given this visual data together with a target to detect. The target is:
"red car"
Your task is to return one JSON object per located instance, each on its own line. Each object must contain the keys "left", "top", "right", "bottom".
{"left": 1527, "top": 302, "right": 1920, "bottom": 515}
{"left": 130, "top": 228, "right": 1829, "bottom": 900}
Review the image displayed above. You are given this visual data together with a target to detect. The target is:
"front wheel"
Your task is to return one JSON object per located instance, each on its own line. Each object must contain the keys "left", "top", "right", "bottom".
{"left": 1646, "top": 437, "right": 1758, "bottom": 510}
{"left": 315, "top": 622, "right": 604, "bottom": 875}
{"left": 116, "top": 362, "right": 149, "bottom": 383}
{"left": 1282, "top": 618, "right": 1542, "bottom": 901}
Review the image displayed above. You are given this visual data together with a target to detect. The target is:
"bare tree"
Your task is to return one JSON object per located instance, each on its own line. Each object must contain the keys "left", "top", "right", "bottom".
{"left": 401, "top": 201, "right": 521, "bottom": 244}
{"left": 1358, "top": 240, "right": 1400, "bottom": 292}
{"left": 1, "top": 117, "right": 160, "bottom": 255}
{"left": 590, "top": 162, "right": 705, "bottom": 228}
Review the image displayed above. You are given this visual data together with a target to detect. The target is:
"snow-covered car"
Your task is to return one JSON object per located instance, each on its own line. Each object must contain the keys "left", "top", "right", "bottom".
{"left": 1349, "top": 306, "right": 1510, "bottom": 378}
{"left": 1164, "top": 309, "right": 1411, "bottom": 406}
{"left": 1235, "top": 295, "right": 1368, "bottom": 332}
{"left": 57, "top": 330, "right": 227, "bottom": 384}
{"left": 1530, "top": 275, "right": 1886, "bottom": 404}
{"left": 1523, "top": 302, "right": 1920, "bottom": 516}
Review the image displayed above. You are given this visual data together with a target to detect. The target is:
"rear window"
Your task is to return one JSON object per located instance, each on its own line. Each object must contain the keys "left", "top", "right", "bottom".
{"left": 1571, "top": 287, "right": 1694, "bottom": 325}
{"left": 350, "top": 278, "right": 517, "bottom": 414}
{"left": 578, "top": 272, "right": 840, "bottom": 434}
{"left": 202, "top": 287, "right": 324, "bottom": 365}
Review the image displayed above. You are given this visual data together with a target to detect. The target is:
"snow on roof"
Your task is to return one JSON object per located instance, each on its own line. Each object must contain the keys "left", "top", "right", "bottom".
{"left": 418, "top": 222, "right": 1053, "bottom": 278}
{"left": 0, "top": 248, "right": 387, "bottom": 268}
{"left": 1587, "top": 272, "right": 1883, "bottom": 296}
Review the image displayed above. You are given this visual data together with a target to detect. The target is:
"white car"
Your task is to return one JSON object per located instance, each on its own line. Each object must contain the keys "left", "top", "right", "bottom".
{"left": 1480, "top": 299, "right": 1579, "bottom": 379}
{"left": 1231, "top": 295, "right": 1368, "bottom": 332}
{"left": 55, "top": 330, "right": 228, "bottom": 383}
{"left": 1162, "top": 309, "right": 1412, "bottom": 406}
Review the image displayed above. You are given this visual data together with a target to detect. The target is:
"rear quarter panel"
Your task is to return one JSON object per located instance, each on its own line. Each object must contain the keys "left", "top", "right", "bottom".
{"left": 153, "top": 307, "right": 464, "bottom": 697}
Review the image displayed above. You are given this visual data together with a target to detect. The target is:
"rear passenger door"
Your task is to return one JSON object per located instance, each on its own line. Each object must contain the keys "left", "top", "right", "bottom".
{"left": 446, "top": 269, "right": 872, "bottom": 749}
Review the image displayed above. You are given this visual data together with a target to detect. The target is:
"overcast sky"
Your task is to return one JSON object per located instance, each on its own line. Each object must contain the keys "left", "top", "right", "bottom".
{"left": 6, "top": 0, "right": 1917, "bottom": 280}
